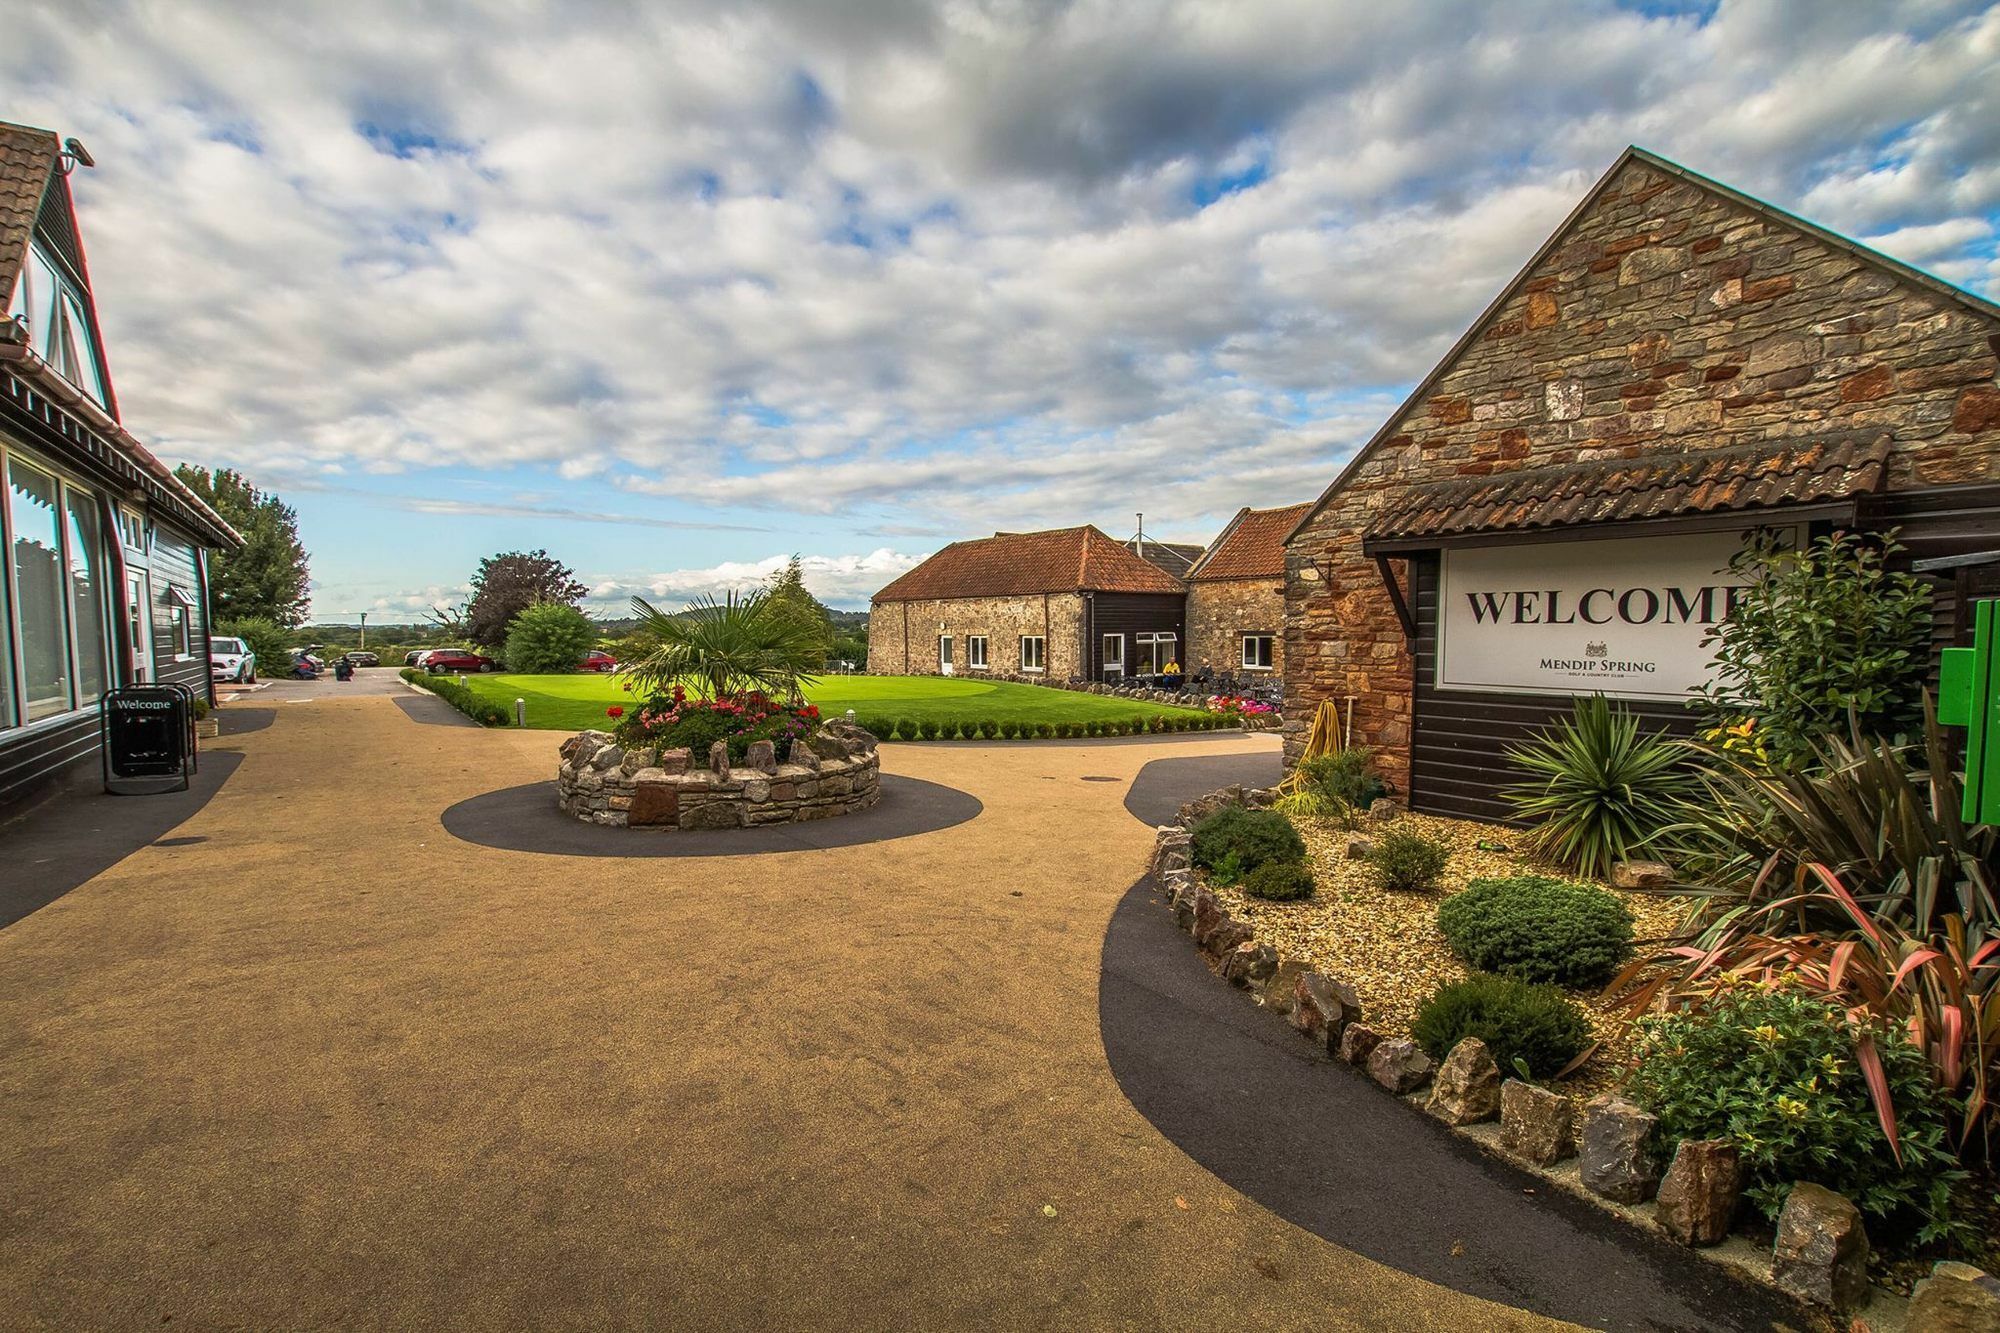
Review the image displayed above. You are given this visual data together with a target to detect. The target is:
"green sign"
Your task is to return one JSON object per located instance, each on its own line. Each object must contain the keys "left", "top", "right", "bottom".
{"left": 1938, "top": 599, "right": 2000, "bottom": 825}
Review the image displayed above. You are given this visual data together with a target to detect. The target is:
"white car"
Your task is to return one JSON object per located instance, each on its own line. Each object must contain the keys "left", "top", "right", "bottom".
{"left": 211, "top": 635, "right": 257, "bottom": 683}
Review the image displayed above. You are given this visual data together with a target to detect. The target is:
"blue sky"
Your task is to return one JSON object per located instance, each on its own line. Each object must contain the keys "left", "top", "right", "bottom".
{"left": 5, "top": 0, "right": 1998, "bottom": 617}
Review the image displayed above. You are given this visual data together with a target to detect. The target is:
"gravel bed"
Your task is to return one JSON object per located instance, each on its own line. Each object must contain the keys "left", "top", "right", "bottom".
{"left": 1206, "top": 809, "right": 1690, "bottom": 1096}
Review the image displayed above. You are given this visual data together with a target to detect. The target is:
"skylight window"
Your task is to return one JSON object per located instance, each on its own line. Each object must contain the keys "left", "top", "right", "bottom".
{"left": 9, "top": 241, "right": 107, "bottom": 407}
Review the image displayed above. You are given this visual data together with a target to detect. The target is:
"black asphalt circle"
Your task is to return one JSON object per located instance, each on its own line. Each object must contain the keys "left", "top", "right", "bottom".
{"left": 217, "top": 706, "right": 276, "bottom": 736}
{"left": 1096, "top": 876, "right": 1801, "bottom": 1332}
{"left": 0, "top": 750, "right": 246, "bottom": 929}
{"left": 1123, "top": 750, "right": 1283, "bottom": 826}
{"left": 440, "top": 773, "right": 982, "bottom": 856}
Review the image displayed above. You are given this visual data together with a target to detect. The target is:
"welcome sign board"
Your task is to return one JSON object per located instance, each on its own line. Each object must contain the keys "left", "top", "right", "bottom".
{"left": 1436, "top": 528, "right": 1791, "bottom": 701}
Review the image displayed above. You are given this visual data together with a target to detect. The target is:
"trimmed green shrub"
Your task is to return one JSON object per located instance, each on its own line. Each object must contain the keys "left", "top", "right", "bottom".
{"left": 401, "top": 668, "right": 510, "bottom": 726}
{"left": 1412, "top": 974, "right": 1591, "bottom": 1079}
{"left": 1190, "top": 807, "right": 1306, "bottom": 878}
{"left": 919, "top": 719, "right": 941, "bottom": 740}
{"left": 856, "top": 716, "right": 892, "bottom": 740}
{"left": 1368, "top": 826, "right": 1450, "bottom": 892}
{"left": 1036, "top": 722, "right": 1054, "bottom": 738}
{"left": 978, "top": 719, "right": 999, "bottom": 739}
{"left": 1297, "top": 747, "right": 1386, "bottom": 811}
{"left": 1244, "top": 858, "right": 1315, "bottom": 901}
{"left": 1436, "top": 875, "right": 1634, "bottom": 987}
{"left": 1626, "top": 985, "right": 1967, "bottom": 1242}
{"left": 1000, "top": 721, "right": 1019, "bottom": 739}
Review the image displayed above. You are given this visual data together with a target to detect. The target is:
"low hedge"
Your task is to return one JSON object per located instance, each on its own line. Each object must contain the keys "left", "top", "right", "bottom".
{"left": 1243, "top": 858, "right": 1315, "bottom": 901}
{"left": 1412, "top": 973, "right": 1591, "bottom": 1079}
{"left": 1436, "top": 875, "right": 1634, "bottom": 987}
{"left": 401, "top": 668, "right": 510, "bottom": 727}
{"left": 1191, "top": 807, "right": 1306, "bottom": 882}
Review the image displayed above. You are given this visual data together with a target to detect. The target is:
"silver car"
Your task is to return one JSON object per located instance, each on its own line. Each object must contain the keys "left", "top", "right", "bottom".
{"left": 210, "top": 635, "right": 257, "bottom": 683}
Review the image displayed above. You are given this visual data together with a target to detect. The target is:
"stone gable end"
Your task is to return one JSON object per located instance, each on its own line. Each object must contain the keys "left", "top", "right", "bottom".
{"left": 1283, "top": 154, "right": 2000, "bottom": 790}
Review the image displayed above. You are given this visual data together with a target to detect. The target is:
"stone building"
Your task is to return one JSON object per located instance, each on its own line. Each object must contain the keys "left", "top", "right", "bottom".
{"left": 0, "top": 121, "right": 240, "bottom": 810}
{"left": 867, "top": 525, "right": 1188, "bottom": 681}
{"left": 1184, "top": 503, "right": 1309, "bottom": 681}
{"left": 1283, "top": 146, "right": 2000, "bottom": 821}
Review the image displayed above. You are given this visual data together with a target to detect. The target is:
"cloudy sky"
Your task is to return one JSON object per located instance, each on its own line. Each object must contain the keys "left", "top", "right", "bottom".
{"left": 6, "top": 0, "right": 1998, "bottom": 617}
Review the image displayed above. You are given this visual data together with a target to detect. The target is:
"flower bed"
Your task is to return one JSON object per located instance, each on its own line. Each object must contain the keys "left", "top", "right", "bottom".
{"left": 556, "top": 720, "right": 879, "bottom": 830}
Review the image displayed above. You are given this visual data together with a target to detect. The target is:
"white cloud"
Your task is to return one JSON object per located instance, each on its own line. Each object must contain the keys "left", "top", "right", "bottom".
{"left": 2, "top": 0, "right": 1995, "bottom": 616}
{"left": 586, "top": 548, "right": 927, "bottom": 613}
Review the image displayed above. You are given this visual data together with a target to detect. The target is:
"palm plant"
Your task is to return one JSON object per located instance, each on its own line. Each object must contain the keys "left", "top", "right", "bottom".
{"left": 621, "top": 590, "right": 824, "bottom": 701}
{"left": 1504, "top": 694, "right": 1693, "bottom": 879}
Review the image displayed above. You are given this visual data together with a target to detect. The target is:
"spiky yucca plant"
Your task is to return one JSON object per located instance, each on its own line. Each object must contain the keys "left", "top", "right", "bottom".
{"left": 621, "top": 590, "right": 824, "bottom": 702}
{"left": 1505, "top": 694, "right": 1692, "bottom": 880}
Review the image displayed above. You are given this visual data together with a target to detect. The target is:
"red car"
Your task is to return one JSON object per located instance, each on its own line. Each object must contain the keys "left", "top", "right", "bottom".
{"left": 421, "top": 648, "right": 499, "bottom": 673}
{"left": 578, "top": 651, "right": 618, "bottom": 673}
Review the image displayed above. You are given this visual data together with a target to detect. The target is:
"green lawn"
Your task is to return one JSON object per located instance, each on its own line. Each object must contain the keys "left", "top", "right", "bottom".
{"left": 454, "top": 672, "right": 1213, "bottom": 734}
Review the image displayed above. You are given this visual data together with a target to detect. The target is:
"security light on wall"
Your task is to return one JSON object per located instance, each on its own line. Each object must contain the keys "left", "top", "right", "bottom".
{"left": 59, "top": 138, "right": 94, "bottom": 174}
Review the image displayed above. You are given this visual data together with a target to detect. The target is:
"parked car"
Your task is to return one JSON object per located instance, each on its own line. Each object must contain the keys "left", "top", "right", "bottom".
{"left": 577, "top": 650, "right": 618, "bottom": 673}
{"left": 210, "top": 635, "right": 256, "bottom": 683}
{"left": 404, "top": 649, "right": 427, "bottom": 667}
{"left": 422, "top": 648, "right": 499, "bottom": 673}
{"left": 343, "top": 651, "right": 380, "bottom": 667}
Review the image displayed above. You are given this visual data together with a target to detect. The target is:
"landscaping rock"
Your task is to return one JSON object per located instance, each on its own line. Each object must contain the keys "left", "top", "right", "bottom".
{"left": 1289, "top": 971, "right": 1360, "bottom": 1048}
{"left": 743, "top": 739, "right": 778, "bottom": 774}
{"left": 1907, "top": 1262, "right": 2000, "bottom": 1333}
{"left": 1366, "top": 1039, "right": 1434, "bottom": 1095}
{"left": 1204, "top": 916, "right": 1255, "bottom": 958}
{"left": 1771, "top": 1183, "right": 1870, "bottom": 1313}
{"left": 1152, "top": 828, "right": 1193, "bottom": 875}
{"left": 1261, "top": 959, "right": 1308, "bottom": 1014}
{"left": 1654, "top": 1139, "right": 1742, "bottom": 1246}
{"left": 1343, "top": 835, "right": 1373, "bottom": 860}
{"left": 591, "top": 743, "right": 625, "bottom": 771}
{"left": 1499, "top": 1080, "right": 1573, "bottom": 1166}
{"left": 1367, "top": 797, "right": 1400, "bottom": 822}
{"left": 1222, "top": 941, "right": 1278, "bottom": 988}
{"left": 626, "top": 780, "right": 680, "bottom": 828}
{"left": 1337, "top": 1024, "right": 1381, "bottom": 1065}
{"left": 619, "top": 746, "right": 657, "bottom": 776}
{"left": 1191, "top": 891, "right": 1224, "bottom": 946}
{"left": 657, "top": 747, "right": 691, "bottom": 775}
{"left": 1611, "top": 860, "right": 1674, "bottom": 890}
{"left": 1426, "top": 1038, "right": 1501, "bottom": 1125}
{"left": 708, "top": 741, "right": 731, "bottom": 777}
{"left": 1243, "top": 787, "right": 1276, "bottom": 809}
{"left": 1579, "top": 1095, "right": 1660, "bottom": 1204}
{"left": 787, "top": 740, "right": 820, "bottom": 770}
{"left": 1178, "top": 787, "right": 1244, "bottom": 827}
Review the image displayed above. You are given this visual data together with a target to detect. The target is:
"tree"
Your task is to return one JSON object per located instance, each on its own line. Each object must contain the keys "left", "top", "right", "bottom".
{"left": 214, "top": 616, "right": 290, "bottom": 680}
{"left": 174, "top": 465, "right": 311, "bottom": 627}
{"left": 505, "top": 602, "right": 597, "bottom": 674}
{"left": 622, "top": 590, "right": 824, "bottom": 701}
{"left": 764, "top": 555, "right": 833, "bottom": 666}
{"left": 464, "top": 549, "right": 588, "bottom": 648}
{"left": 1696, "top": 529, "right": 1934, "bottom": 764}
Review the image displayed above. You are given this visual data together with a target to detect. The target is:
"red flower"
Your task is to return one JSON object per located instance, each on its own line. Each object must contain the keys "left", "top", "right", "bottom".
{"left": 607, "top": 705, "right": 625, "bottom": 718}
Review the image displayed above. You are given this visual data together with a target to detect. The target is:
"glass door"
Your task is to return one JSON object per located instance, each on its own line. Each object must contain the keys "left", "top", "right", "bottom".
{"left": 126, "top": 570, "right": 152, "bottom": 683}
{"left": 938, "top": 634, "right": 954, "bottom": 676}
{"left": 1102, "top": 633, "right": 1124, "bottom": 679}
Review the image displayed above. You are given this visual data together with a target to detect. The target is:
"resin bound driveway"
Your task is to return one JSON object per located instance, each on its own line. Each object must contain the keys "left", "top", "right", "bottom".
{"left": 0, "top": 690, "right": 1780, "bottom": 1331}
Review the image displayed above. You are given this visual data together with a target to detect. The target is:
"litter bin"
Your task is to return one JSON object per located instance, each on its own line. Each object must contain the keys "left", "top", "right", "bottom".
{"left": 102, "top": 683, "right": 198, "bottom": 795}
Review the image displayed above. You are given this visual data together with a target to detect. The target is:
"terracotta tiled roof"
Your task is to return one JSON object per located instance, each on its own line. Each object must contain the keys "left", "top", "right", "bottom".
{"left": 0, "top": 122, "right": 59, "bottom": 311}
{"left": 1363, "top": 436, "right": 1892, "bottom": 544}
{"left": 873, "top": 525, "right": 1187, "bottom": 602}
{"left": 1189, "top": 504, "right": 1312, "bottom": 580}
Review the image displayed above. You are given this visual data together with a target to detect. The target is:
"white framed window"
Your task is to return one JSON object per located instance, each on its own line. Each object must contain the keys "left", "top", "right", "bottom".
{"left": 166, "top": 585, "right": 197, "bottom": 658}
{"left": 1136, "top": 632, "right": 1178, "bottom": 675}
{"left": 1102, "top": 633, "right": 1124, "bottom": 676}
{"left": 117, "top": 507, "right": 148, "bottom": 555}
{"left": 2, "top": 442, "right": 113, "bottom": 727}
{"left": 1019, "top": 635, "right": 1045, "bottom": 673}
{"left": 966, "top": 635, "right": 987, "bottom": 669}
{"left": 8, "top": 241, "right": 108, "bottom": 407}
{"left": 1242, "top": 633, "right": 1275, "bottom": 670}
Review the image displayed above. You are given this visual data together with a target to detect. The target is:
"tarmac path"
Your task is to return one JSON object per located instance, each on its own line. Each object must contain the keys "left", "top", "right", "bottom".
{"left": 0, "top": 690, "right": 1796, "bottom": 1330}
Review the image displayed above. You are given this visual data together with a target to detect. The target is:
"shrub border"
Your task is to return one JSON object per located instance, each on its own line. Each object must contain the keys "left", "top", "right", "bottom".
{"left": 401, "top": 667, "right": 511, "bottom": 726}
{"left": 1144, "top": 795, "right": 1919, "bottom": 1322}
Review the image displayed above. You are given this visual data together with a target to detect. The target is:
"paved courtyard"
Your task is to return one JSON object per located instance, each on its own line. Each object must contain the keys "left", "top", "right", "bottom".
{"left": 0, "top": 687, "right": 1783, "bottom": 1331}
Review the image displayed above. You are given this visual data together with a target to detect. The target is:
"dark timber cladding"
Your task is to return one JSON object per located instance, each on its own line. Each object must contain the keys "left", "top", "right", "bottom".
{"left": 1282, "top": 144, "right": 2000, "bottom": 816}
{"left": 1086, "top": 592, "right": 1186, "bottom": 678}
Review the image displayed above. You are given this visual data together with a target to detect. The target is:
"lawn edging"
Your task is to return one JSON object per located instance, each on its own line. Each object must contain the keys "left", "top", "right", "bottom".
{"left": 1144, "top": 796, "right": 1982, "bottom": 1330}
{"left": 400, "top": 668, "right": 510, "bottom": 726}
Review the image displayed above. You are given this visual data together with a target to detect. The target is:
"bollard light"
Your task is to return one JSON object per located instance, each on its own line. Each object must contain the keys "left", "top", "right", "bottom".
{"left": 846, "top": 709, "right": 857, "bottom": 723}
{"left": 458, "top": 674, "right": 467, "bottom": 687}
{"left": 516, "top": 698, "right": 527, "bottom": 728}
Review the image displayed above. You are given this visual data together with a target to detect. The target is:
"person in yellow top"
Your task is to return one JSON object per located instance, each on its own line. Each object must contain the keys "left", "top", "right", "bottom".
{"left": 1163, "top": 660, "right": 1180, "bottom": 675}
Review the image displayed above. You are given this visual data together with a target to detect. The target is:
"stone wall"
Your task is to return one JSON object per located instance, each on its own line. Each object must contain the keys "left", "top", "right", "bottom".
{"left": 1186, "top": 577, "right": 1286, "bottom": 678}
{"left": 557, "top": 721, "right": 880, "bottom": 830}
{"left": 865, "top": 593, "right": 1086, "bottom": 678}
{"left": 1284, "top": 156, "right": 2000, "bottom": 792}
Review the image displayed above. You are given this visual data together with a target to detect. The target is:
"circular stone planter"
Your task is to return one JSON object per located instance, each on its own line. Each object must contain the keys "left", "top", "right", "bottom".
{"left": 557, "top": 721, "right": 881, "bottom": 830}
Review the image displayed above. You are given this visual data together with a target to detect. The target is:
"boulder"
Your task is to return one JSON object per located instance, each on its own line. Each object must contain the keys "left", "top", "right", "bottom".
{"left": 626, "top": 780, "right": 681, "bottom": 828}
{"left": 1907, "top": 1262, "right": 2000, "bottom": 1333}
{"left": 1178, "top": 787, "right": 1244, "bottom": 828}
{"left": 708, "top": 741, "right": 731, "bottom": 777}
{"left": 657, "top": 747, "right": 691, "bottom": 776}
{"left": 1367, "top": 797, "right": 1402, "bottom": 823}
{"left": 1260, "top": 959, "right": 1309, "bottom": 1014}
{"left": 1191, "top": 891, "right": 1224, "bottom": 947}
{"left": 1366, "top": 1039, "right": 1434, "bottom": 1095}
{"left": 1289, "top": 971, "right": 1360, "bottom": 1048}
{"left": 1426, "top": 1038, "right": 1502, "bottom": 1125}
{"left": 1343, "top": 835, "right": 1374, "bottom": 860}
{"left": 1611, "top": 860, "right": 1674, "bottom": 891}
{"left": 787, "top": 739, "right": 821, "bottom": 770}
{"left": 590, "top": 743, "right": 625, "bottom": 771}
{"left": 1579, "top": 1095, "right": 1660, "bottom": 1204}
{"left": 1204, "top": 916, "right": 1255, "bottom": 958}
{"left": 1243, "top": 787, "right": 1276, "bottom": 809}
{"left": 1337, "top": 1024, "right": 1381, "bottom": 1065}
{"left": 619, "top": 746, "right": 658, "bottom": 776}
{"left": 1771, "top": 1183, "right": 1871, "bottom": 1313}
{"left": 1221, "top": 941, "right": 1279, "bottom": 988}
{"left": 1654, "top": 1139, "right": 1742, "bottom": 1246}
{"left": 743, "top": 739, "right": 778, "bottom": 774}
{"left": 1499, "top": 1080, "right": 1574, "bottom": 1166}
